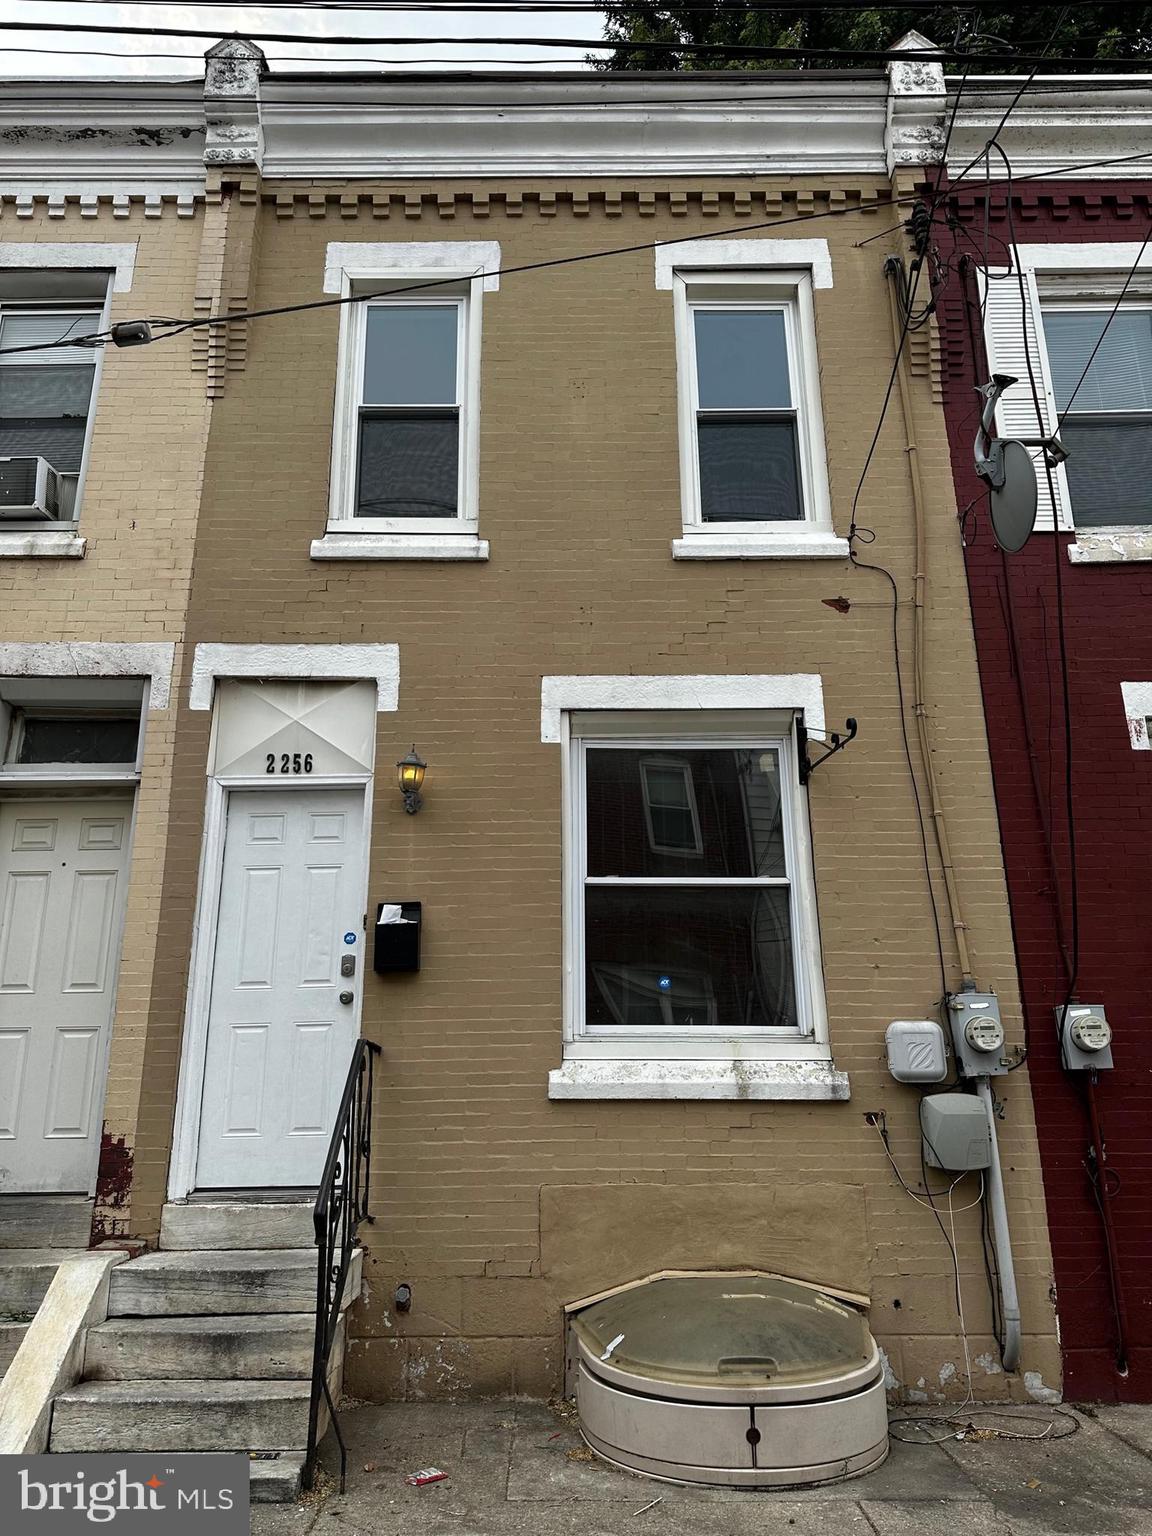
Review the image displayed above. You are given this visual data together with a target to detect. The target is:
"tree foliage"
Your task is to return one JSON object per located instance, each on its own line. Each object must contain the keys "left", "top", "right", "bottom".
{"left": 594, "top": 4, "right": 1152, "bottom": 71}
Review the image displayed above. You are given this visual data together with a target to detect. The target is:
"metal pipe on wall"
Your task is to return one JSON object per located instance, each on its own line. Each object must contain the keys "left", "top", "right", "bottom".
{"left": 977, "top": 1076, "right": 1021, "bottom": 1372}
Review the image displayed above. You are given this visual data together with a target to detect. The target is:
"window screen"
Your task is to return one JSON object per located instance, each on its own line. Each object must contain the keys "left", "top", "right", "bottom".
{"left": 692, "top": 308, "right": 802, "bottom": 522}
{"left": 356, "top": 303, "right": 461, "bottom": 518}
{"left": 1043, "top": 306, "right": 1152, "bottom": 527}
{"left": 0, "top": 310, "right": 98, "bottom": 479}
{"left": 582, "top": 745, "right": 797, "bottom": 1032}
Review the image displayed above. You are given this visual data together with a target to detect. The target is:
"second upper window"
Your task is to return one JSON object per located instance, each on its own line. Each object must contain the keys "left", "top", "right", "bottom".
{"left": 673, "top": 270, "right": 833, "bottom": 548}
{"left": 331, "top": 283, "right": 478, "bottom": 533}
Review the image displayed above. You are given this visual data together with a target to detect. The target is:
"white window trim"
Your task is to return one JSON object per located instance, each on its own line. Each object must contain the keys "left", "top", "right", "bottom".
{"left": 0, "top": 283, "right": 113, "bottom": 543}
{"left": 988, "top": 244, "right": 1152, "bottom": 561}
{"left": 669, "top": 268, "right": 844, "bottom": 558}
{"left": 1121, "top": 682, "right": 1152, "bottom": 749}
{"left": 540, "top": 676, "right": 843, "bottom": 1100}
{"left": 0, "top": 243, "right": 137, "bottom": 294}
{"left": 188, "top": 642, "right": 399, "bottom": 712}
{"left": 0, "top": 641, "right": 173, "bottom": 709}
{"left": 323, "top": 241, "right": 499, "bottom": 553}
{"left": 541, "top": 673, "right": 827, "bottom": 743}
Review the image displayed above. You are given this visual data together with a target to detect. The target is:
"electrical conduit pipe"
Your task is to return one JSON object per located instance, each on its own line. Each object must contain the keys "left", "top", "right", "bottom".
{"left": 977, "top": 1076, "right": 1021, "bottom": 1371}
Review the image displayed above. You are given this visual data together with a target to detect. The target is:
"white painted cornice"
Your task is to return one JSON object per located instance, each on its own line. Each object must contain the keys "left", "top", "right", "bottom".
{"left": 944, "top": 78, "right": 1152, "bottom": 180}
{"left": 0, "top": 81, "right": 205, "bottom": 193}
{"left": 257, "top": 76, "right": 891, "bottom": 177}
{"left": 4, "top": 61, "right": 1152, "bottom": 190}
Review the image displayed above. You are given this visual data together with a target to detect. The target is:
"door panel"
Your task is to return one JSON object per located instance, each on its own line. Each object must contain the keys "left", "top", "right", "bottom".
{"left": 194, "top": 787, "right": 365, "bottom": 1189}
{"left": 0, "top": 800, "right": 132, "bottom": 1192}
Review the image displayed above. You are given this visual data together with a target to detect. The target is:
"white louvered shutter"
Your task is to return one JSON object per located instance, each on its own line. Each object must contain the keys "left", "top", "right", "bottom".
{"left": 981, "top": 270, "right": 1073, "bottom": 531}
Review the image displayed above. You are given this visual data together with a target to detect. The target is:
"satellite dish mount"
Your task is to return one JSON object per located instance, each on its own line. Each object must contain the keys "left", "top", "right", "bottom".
{"left": 973, "top": 375, "right": 1069, "bottom": 553}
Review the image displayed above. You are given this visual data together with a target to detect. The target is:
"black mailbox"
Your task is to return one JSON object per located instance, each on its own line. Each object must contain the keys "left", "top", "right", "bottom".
{"left": 374, "top": 902, "right": 421, "bottom": 974}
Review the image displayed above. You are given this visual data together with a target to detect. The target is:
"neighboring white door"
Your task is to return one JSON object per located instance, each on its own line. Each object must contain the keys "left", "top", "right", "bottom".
{"left": 195, "top": 787, "right": 366, "bottom": 1189}
{"left": 0, "top": 798, "right": 132, "bottom": 1194}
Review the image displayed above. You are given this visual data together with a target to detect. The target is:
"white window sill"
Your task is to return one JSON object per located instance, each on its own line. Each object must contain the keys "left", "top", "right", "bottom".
{"left": 0, "top": 531, "right": 85, "bottom": 559}
{"left": 548, "top": 1058, "right": 850, "bottom": 1102}
{"left": 672, "top": 532, "right": 850, "bottom": 561}
{"left": 1068, "top": 528, "right": 1152, "bottom": 564}
{"left": 311, "top": 532, "right": 489, "bottom": 562}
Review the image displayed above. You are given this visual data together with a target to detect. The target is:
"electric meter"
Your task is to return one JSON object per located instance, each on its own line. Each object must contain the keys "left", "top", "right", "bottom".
{"left": 945, "top": 992, "right": 1011, "bottom": 1076}
{"left": 964, "top": 1016, "right": 1004, "bottom": 1054}
{"left": 1056, "top": 1004, "right": 1114, "bottom": 1072}
{"left": 1070, "top": 1014, "right": 1112, "bottom": 1053}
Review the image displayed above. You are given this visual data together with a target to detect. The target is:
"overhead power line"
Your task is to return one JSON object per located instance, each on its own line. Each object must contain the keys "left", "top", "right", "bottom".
{"left": 5, "top": 144, "right": 1151, "bottom": 362}
{"left": 4, "top": 17, "right": 1152, "bottom": 69}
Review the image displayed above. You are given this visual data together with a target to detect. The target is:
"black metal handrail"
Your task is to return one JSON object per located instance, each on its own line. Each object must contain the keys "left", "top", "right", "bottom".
{"left": 304, "top": 1038, "right": 381, "bottom": 1494}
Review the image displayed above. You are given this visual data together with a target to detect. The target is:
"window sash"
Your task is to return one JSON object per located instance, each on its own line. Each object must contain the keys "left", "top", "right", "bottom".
{"left": 0, "top": 302, "right": 105, "bottom": 530}
{"left": 334, "top": 292, "right": 475, "bottom": 533}
{"left": 677, "top": 287, "right": 823, "bottom": 535}
{"left": 573, "top": 735, "right": 809, "bottom": 1040}
{"left": 1039, "top": 298, "right": 1152, "bottom": 531}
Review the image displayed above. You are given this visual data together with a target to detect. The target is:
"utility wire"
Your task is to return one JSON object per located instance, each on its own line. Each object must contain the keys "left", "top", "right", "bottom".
{"left": 3, "top": 142, "right": 1152, "bottom": 361}
{"left": 4, "top": 17, "right": 1152, "bottom": 69}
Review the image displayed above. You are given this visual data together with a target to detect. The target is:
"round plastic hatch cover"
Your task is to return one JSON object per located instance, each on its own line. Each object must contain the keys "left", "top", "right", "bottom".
{"left": 572, "top": 1275, "right": 875, "bottom": 1395}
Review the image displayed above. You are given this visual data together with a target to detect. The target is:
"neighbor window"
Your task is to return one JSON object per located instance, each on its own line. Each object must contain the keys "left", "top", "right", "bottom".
{"left": 0, "top": 307, "right": 100, "bottom": 525}
{"left": 1043, "top": 303, "right": 1152, "bottom": 528}
{"left": 330, "top": 283, "right": 481, "bottom": 534}
{"left": 567, "top": 713, "right": 827, "bottom": 1052}
{"left": 673, "top": 270, "right": 833, "bottom": 549}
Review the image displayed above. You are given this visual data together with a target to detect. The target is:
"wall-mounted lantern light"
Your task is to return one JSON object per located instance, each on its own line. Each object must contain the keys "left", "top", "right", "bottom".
{"left": 397, "top": 746, "right": 427, "bottom": 814}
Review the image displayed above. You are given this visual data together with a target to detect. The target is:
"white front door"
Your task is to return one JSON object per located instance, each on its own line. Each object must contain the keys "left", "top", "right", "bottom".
{"left": 195, "top": 787, "right": 366, "bottom": 1190}
{"left": 0, "top": 798, "right": 132, "bottom": 1194}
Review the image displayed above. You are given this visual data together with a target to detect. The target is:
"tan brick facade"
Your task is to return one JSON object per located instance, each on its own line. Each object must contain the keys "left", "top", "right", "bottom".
{"left": 105, "top": 176, "right": 1057, "bottom": 1403}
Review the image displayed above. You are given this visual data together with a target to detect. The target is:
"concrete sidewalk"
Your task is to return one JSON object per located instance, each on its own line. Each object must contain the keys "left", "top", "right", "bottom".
{"left": 252, "top": 1398, "right": 1152, "bottom": 1535}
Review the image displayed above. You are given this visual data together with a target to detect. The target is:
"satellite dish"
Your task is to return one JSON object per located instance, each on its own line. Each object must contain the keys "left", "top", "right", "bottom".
{"left": 988, "top": 439, "right": 1039, "bottom": 553}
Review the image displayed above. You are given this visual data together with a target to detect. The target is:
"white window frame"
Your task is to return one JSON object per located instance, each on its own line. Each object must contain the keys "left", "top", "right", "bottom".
{"left": 670, "top": 269, "right": 842, "bottom": 560}
{"left": 639, "top": 754, "right": 703, "bottom": 857}
{"left": 331, "top": 290, "right": 474, "bottom": 534}
{"left": 562, "top": 709, "right": 830, "bottom": 1064}
{"left": 0, "top": 293, "right": 111, "bottom": 533}
{"left": 322, "top": 243, "right": 499, "bottom": 558}
{"left": 984, "top": 244, "right": 1152, "bottom": 563}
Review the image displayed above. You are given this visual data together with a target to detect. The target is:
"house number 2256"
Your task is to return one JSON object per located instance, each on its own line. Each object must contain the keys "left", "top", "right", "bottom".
{"left": 266, "top": 753, "right": 313, "bottom": 774}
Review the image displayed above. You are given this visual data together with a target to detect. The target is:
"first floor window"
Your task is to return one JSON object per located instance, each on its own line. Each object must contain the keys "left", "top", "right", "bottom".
{"left": 1043, "top": 301, "right": 1152, "bottom": 528}
{"left": 570, "top": 714, "right": 823, "bottom": 1043}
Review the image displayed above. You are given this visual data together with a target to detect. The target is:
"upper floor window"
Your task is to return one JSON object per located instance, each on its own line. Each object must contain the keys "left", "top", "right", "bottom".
{"left": 1042, "top": 303, "right": 1152, "bottom": 529}
{"left": 355, "top": 299, "right": 464, "bottom": 521}
{"left": 322, "top": 242, "right": 500, "bottom": 558}
{"left": 670, "top": 268, "right": 840, "bottom": 558}
{"left": 981, "top": 244, "right": 1152, "bottom": 552}
{"left": 0, "top": 306, "right": 101, "bottom": 526}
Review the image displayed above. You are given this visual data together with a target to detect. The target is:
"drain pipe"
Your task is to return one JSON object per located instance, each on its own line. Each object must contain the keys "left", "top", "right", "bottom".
{"left": 976, "top": 1076, "right": 1021, "bottom": 1371}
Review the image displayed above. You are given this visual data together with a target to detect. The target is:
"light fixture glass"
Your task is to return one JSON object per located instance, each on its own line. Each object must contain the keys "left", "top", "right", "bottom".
{"left": 397, "top": 746, "right": 427, "bottom": 813}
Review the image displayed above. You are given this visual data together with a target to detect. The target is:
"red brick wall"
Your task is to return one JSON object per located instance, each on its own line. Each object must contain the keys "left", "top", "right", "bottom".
{"left": 936, "top": 180, "right": 1152, "bottom": 1400}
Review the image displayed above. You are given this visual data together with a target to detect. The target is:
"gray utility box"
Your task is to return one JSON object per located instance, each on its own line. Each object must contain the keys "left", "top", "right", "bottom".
{"left": 944, "top": 992, "right": 1012, "bottom": 1077}
{"left": 885, "top": 1020, "right": 949, "bottom": 1084}
{"left": 921, "top": 1093, "right": 992, "bottom": 1171}
{"left": 1055, "top": 1004, "right": 1114, "bottom": 1072}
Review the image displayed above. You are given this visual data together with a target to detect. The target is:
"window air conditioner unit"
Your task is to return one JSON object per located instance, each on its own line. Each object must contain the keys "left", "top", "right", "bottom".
{"left": 0, "top": 456, "right": 63, "bottom": 520}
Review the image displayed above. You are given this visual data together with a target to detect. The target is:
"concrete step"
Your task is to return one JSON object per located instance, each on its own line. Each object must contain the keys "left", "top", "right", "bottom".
{"left": 0, "top": 1250, "right": 74, "bottom": 1316}
{"left": 50, "top": 1379, "right": 311, "bottom": 1453}
{"left": 108, "top": 1247, "right": 360, "bottom": 1318}
{"left": 85, "top": 1314, "right": 318, "bottom": 1381}
{"left": 0, "top": 1319, "right": 31, "bottom": 1375}
{"left": 161, "top": 1203, "right": 314, "bottom": 1252}
{"left": 249, "top": 1454, "right": 306, "bottom": 1503}
{"left": 0, "top": 1197, "right": 92, "bottom": 1250}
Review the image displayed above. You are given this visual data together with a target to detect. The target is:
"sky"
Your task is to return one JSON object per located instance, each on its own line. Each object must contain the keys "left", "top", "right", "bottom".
{"left": 0, "top": 0, "right": 612, "bottom": 75}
